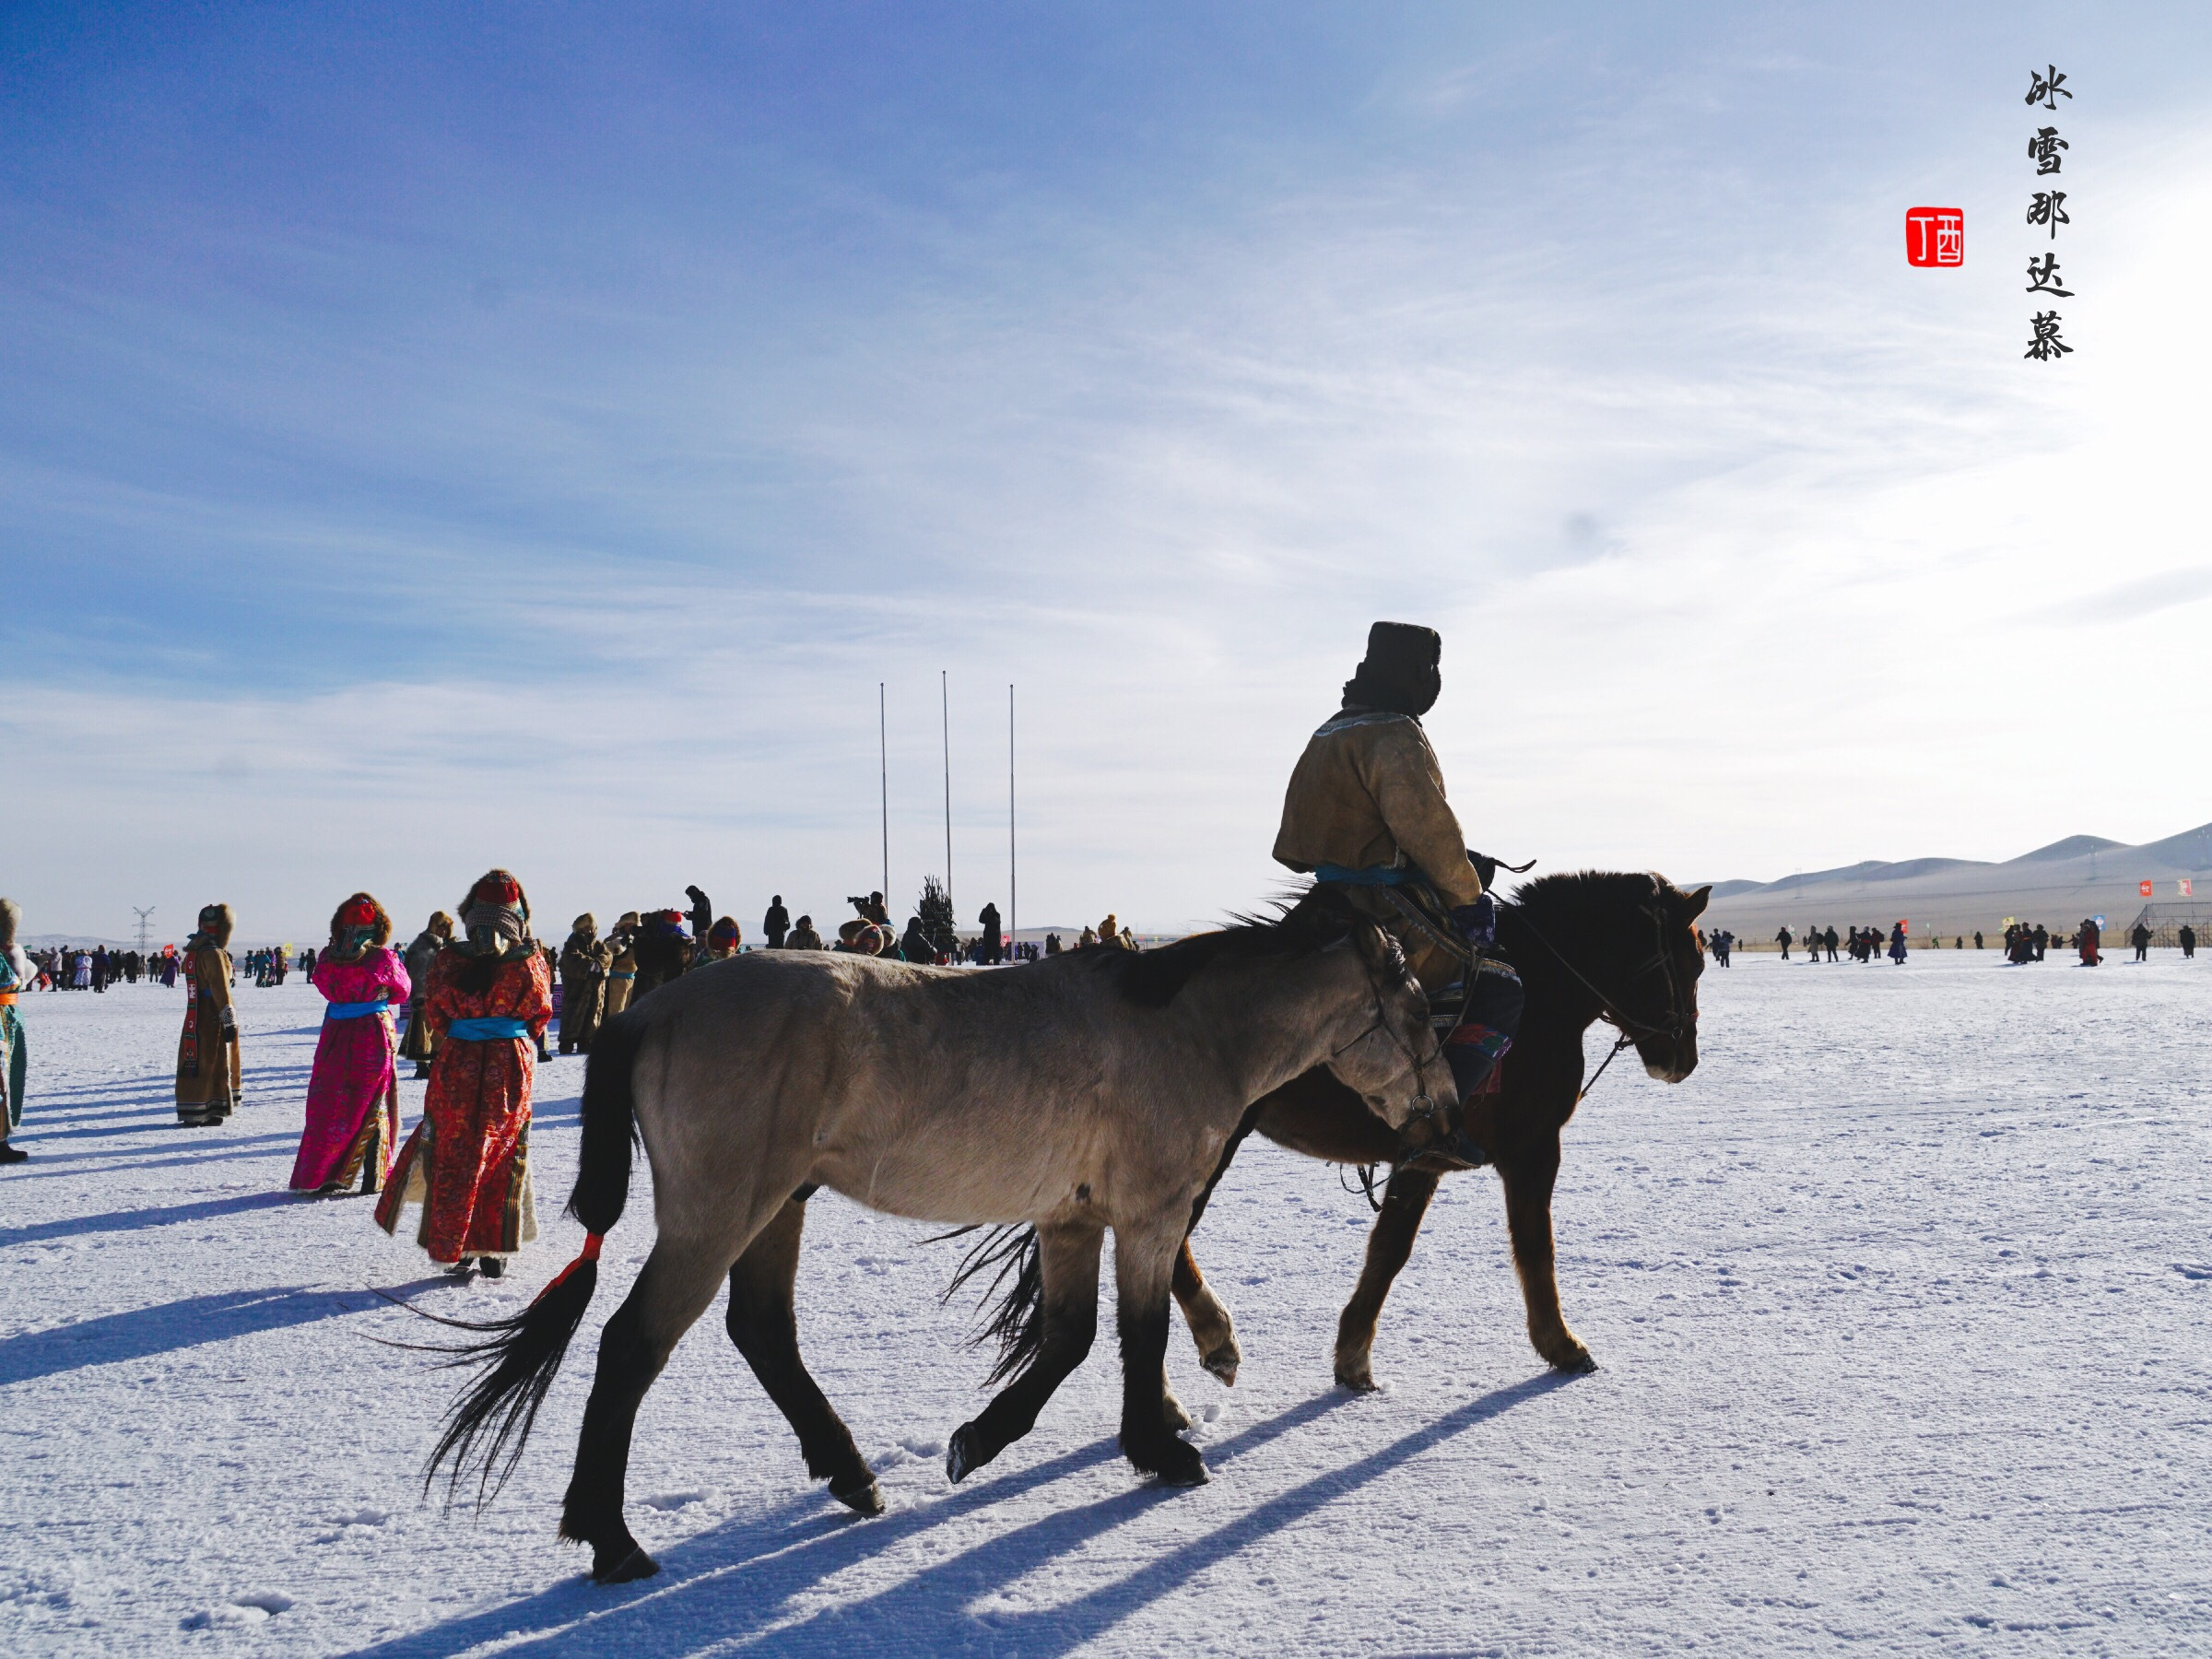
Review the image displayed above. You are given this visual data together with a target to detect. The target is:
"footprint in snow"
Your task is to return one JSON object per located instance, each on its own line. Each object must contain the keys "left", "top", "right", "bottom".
{"left": 180, "top": 1592, "right": 294, "bottom": 1629}
{"left": 2171, "top": 1263, "right": 2212, "bottom": 1281}
{"left": 641, "top": 1489, "right": 710, "bottom": 1512}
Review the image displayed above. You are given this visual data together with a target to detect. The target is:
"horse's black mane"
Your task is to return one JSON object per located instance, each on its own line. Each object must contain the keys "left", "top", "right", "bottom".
{"left": 1095, "top": 884, "right": 1366, "bottom": 1010}
{"left": 1507, "top": 869, "right": 1674, "bottom": 927}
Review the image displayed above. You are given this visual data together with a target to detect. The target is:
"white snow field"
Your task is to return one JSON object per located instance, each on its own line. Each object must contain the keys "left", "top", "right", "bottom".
{"left": 2, "top": 950, "right": 2208, "bottom": 1657}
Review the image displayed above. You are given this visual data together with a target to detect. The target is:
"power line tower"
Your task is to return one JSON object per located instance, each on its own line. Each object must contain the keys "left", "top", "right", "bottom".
{"left": 133, "top": 906, "right": 156, "bottom": 954}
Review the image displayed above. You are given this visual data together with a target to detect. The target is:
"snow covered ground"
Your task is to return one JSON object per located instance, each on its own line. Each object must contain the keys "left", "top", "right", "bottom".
{"left": 3, "top": 950, "right": 2208, "bottom": 1656}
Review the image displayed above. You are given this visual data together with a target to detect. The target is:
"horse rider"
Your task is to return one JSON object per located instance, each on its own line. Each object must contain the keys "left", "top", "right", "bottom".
{"left": 1274, "top": 620, "right": 1522, "bottom": 1159}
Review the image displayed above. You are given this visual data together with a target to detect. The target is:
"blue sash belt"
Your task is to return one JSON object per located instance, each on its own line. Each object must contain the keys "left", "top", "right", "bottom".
{"left": 324, "top": 998, "right": 390, "bottom": 1020}
{"left": 446, "top": 1017, "right": 531, "bottom": 1041}
{"left": 1312, "top": 863, "right": 1419, "bottom": 887}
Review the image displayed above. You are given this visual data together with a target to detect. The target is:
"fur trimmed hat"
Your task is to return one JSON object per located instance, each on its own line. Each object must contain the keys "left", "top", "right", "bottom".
{"left": 0, "top": 897, "right": 19, "bottom": 947}
{"left": 329, "top": 892, "right": 393, "bottom": 949}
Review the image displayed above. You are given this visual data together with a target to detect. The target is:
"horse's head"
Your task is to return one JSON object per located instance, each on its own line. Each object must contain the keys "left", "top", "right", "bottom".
{"left": 1507, "top": 872, "right": 1710, "bottom": 1084}
{"left": 1320, "top": 915, "right": 1450, "bottom": 1131}
{"left": 1627, "top": 878, "right": 1708, "bottom": 1082}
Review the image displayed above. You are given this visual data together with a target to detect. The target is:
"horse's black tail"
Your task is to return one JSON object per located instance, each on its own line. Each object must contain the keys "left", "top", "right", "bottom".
{"left": 941, "top": 1223, "right": 1046, "bottom": 1386}
{"left": 416, "top": 1013, "right": 646, "bottom": 1507}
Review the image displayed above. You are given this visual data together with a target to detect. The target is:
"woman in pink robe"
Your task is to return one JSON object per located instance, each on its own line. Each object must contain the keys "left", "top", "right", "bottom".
{"left": 289, "top": 892, "right": 412, "bottom": 1195}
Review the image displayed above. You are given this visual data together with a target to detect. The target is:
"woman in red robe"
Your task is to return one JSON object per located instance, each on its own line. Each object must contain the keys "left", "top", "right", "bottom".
{"left": 375, "top": 870, "right": 553, "bottom": 1277}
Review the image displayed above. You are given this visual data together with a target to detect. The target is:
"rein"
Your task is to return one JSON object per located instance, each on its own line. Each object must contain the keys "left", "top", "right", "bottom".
{"left": 1500, "top": 899, "right": 1691, "bottom": 1105}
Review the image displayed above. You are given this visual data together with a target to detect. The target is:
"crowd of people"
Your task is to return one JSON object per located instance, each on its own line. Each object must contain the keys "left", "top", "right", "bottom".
{"left": 10, "top": 943, "right": 188, "bottom": 991}
{"left": 0, "top": 877, "right": 1075, "bottom": 1272}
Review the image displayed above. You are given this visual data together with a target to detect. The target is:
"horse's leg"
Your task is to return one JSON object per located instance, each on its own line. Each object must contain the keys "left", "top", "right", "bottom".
{"left": 1171, "top": 1241, "right": 1240, "bottom": 1388}
{"left": 1165, "top": 1102, "right": 1264, "bottom": 1390}
{"left": 946, "top": 1219, "right": 1102, "bottom": 1483}
{"left": 724, "top": 1194, "right": 882, "bottom": 1516}
{"left": 1500, "top": 1136, "right": 1595, "bottom": 1372}
{"left": 1333, "top": 1167, "right": 1441, "bottom": 1391}
{"left": 559, "top": 1229, "right": 756, "bottom": 1583}
{"left": 1115, "top": 1216, "right": 1206, "bottom": 1485}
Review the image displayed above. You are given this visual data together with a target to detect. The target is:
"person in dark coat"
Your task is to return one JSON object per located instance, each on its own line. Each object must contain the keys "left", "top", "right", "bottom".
{"left": 763, "top": 895, "right": 790, "bottom": 949}
{"left": 630, "top": 909, "right": 694, "bottom": 1002}
{"left": 2132, "top": 921, "right": 2153, "bottom": 962}
{"left": 899, "top": 916, "right": 934, "bottom": 963}
{"left": 2181, "top": 924, "right": 2197, "bottom": 959}
{"left": 977, "top": 901, "right": 1004, "bottom": 965}
{"left": 685, "top": 886, "right": 714, "bottom": 946}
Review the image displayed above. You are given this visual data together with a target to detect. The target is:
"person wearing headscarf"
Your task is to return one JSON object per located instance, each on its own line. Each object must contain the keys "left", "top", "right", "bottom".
{"left": 602, "top": 912, "right": 641, "bottom": 1018}
{"left": 375, "top": 870, "right": 553, "bottom": 1277}
{"left": 558, "top": 913, "right": 611, "bottom": 1055}
{"left": 1274, "top": 621, "right": 1522, "bottom": 1133}
{"left": 175, "top": 903, "right": 242, "bottom": 1127}
{"left": 702, "top": 916, "right": 744, "bottom": 961}
{"left": 397, "top": 912, "right": 454, "bottom": 1079}
{"left": 288, "top": 892, "right": 411, "bottom": 1195}
{"left": 0, "top": 899, "right": 30, "bottom": 1164}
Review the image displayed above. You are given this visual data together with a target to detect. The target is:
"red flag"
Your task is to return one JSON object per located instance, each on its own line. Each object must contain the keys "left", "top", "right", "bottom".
{"left": 2139, "top": 880, "right": 2154, "bottom": 897}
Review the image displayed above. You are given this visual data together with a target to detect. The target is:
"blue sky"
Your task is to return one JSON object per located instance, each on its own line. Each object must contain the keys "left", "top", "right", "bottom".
{"left": 6, "top": 3, "right": 2211, "bottom": 940}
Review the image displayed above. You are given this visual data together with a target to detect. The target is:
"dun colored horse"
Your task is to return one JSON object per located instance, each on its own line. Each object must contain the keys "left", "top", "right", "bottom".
{"left": 422, "top": 887, "right": 1441, "bottom": 1583}
{"left": 1171, "top": 871, "right": 1709, "bottom": 1391}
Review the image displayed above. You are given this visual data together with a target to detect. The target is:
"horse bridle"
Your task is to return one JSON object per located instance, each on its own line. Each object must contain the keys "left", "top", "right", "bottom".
{"left": 1501, "top": 899, "right": 1695, "bottom": 1099}
{"left": 1330, "top": 949, "right": 1448, "bottom": 1127}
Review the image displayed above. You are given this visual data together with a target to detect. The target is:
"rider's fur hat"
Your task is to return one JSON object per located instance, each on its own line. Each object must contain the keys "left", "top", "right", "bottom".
{"left": 1344, "top": 621, "right": 1441, "bottom": 718}
{"left": 0, "top": 897, "right": 18, "bottom": 947}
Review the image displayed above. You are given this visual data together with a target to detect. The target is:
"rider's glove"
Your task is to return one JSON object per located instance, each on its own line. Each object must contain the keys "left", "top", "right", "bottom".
{"left": 1452, "top": 894, "right": 1497, "bottom": 948}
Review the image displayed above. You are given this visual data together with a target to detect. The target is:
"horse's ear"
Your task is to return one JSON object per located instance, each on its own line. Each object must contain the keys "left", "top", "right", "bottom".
{"left": 1681, "top": 885, "right": 1712, "bottom": 921}
{"left": 1348, "top": 918, "right": 1400, "bottom": 975}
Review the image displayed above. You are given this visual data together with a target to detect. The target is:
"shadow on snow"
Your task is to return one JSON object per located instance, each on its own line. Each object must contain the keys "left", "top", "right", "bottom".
{"left": 0, "top": 1280, "right": 450, "bottom": 1385}
{"left": 341, "top": 1371, "right": 1572, "bottom": 1659}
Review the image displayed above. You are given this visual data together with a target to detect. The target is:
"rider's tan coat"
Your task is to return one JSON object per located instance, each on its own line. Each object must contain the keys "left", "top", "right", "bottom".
{"left": 1272, "top": 709, "right": 1483, "bottom": 906}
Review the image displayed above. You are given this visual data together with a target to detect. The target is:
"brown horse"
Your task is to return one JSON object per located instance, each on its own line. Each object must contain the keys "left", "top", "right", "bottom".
{"left": 418, "top": 886, "right": 1442, "bottom": 1583}
{"left": 1166, "top": 870, "right": 1708, "bottom": 1392}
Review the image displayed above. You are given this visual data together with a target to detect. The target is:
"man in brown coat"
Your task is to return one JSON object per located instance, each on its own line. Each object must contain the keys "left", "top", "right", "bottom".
{"left": 559, "top": 913, "right": 610, "bottom": 1054}
{"left": 602, "top": 912, "right": 641, "bottom": 1018}
{"left": 1274, "top": 621, "right": 1520, "bottom": 1134}
{"left": 175, "top": 903, "right": 242, "bottom": 1126}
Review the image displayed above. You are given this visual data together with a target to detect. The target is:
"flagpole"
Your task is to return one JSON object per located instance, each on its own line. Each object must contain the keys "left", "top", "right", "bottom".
{"left": 878, "top": 682, "right": 888, "bottom": 901}
{"left": 941, "top": 669, "right": 953, "bottom": 922}
{"left": 1008, "top": 683, "right": 1017, "bottom": 953}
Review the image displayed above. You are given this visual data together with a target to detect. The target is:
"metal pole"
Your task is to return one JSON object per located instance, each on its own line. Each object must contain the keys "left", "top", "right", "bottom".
{"left": 879, "top": 682, "right": 888, "bottom": 901}
{"left": 1008, "top": 683, "right": 1017, "bottom": 955}
{"left": 941, "top": 669, "right": 953, "bottom": 921}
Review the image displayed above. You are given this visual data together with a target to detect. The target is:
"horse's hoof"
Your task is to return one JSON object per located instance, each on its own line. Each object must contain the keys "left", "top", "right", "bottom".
{"left": 1551, "top": 1348, "right": 1598, "bottom": 1375}
{"left": 945, "top": 1425, "right": 982, "bottom": 1485}
{"left": 593, "top": 1543, "right": 659, "bottom": 1584}
{"left": 1201, "top": 1342, "right": 1240, "bottom": 1387}
{"left": 831, "top": 1475, "right": 885, "bottom": 1516}
{"left": 1147, "top": 1439, "right": 1209, "bottom": 1488}
{"left": 1334, "top": 1353, "right": 1377, "bottom": 1393}
{"left": 1161, "top": 1391, "right": 1193, "bottom": 1432}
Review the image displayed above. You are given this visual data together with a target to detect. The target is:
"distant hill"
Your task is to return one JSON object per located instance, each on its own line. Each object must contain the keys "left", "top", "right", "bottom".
{"left": 1700, "top": 822, "right": 2212, "bottom": 937}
